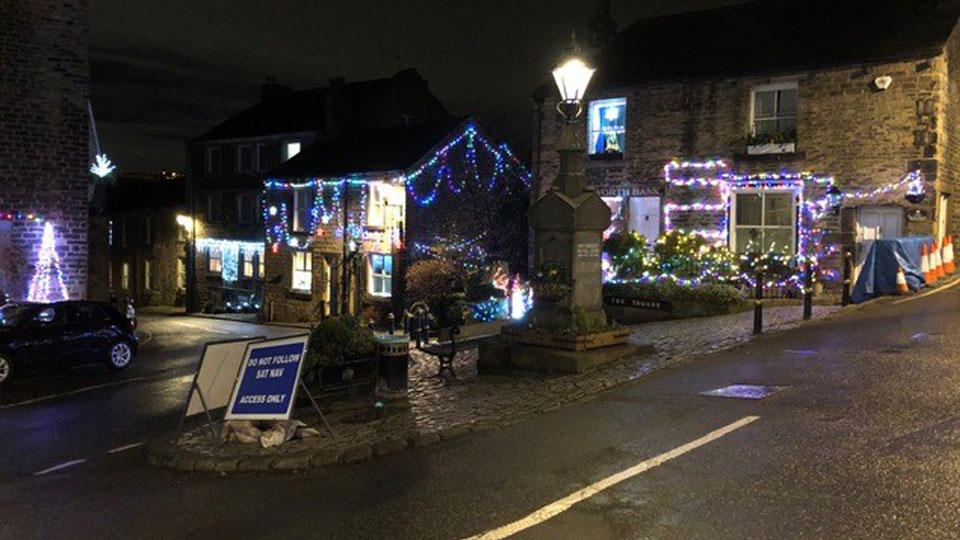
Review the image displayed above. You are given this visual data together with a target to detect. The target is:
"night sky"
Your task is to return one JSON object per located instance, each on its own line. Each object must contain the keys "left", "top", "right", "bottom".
{"left": 89, "top": 0, "right": 743, "bottom": 172}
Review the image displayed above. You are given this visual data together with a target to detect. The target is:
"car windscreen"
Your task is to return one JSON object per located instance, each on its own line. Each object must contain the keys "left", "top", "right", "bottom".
{"left": 0, "top": 305, "right": 33, "bottom": 327}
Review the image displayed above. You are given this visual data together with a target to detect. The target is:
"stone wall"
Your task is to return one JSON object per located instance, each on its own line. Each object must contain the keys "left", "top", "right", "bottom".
{"left": 0, "top": 1, "right": 90, "bottom": 300}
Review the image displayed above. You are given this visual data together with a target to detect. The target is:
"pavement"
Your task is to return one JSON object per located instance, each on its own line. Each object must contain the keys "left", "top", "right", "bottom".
{"left": 146, "top": 300, "right": 847, "bottom": 473}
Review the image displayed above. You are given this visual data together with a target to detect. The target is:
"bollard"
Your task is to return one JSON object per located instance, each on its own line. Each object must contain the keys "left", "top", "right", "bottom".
{"left": 841, "top": 251, "right": 853, "bottom": 306}
{"left": 803, "top": 260, "right": 813, "bottom": 320}
{"left": 387, "top": 312, "right": 396, "bottom": 335}
{"left": 753, "top": 269, "right": 763, "bottom": 335}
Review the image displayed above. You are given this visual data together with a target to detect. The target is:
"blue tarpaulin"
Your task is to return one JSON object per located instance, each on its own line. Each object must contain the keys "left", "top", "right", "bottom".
{"left": 851, "top": 236, "right": 931, "bottom": 303}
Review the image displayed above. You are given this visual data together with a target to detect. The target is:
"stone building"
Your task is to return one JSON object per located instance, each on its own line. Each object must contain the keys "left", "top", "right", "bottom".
{"left": 533, "top": 0, "right": 960, "bottom": 285}
{"left": 261, "top": 119, "right": 531, "bottom": 323}
{"left": 0, "top": 1, "right": 92, "bottom": 301}
{"left": 107, "top": 172, "right": 187, "bottom": 307}
{"left": 186, "top": 69, "right": 450, "bottom": 313}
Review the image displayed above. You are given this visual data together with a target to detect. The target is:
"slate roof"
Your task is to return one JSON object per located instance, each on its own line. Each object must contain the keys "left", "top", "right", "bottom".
{"left": 591, "top": 0, "right": 960, "bottom": 89}
{"left": 267, "top": 119, "right": 466, "bottom": 179}
{"left": 193, "top": 70, "right": 419, "bottom": 142}
{"left": 107, "top": 174, "right": 186, "bottom": 212}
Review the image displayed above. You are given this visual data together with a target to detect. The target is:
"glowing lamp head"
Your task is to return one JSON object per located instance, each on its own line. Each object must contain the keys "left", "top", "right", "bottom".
{"left": 551, "top": 33, "right": 595, "bottom": 121}
{"left": 175, "top": 214, "right": 193, "bottom": 233}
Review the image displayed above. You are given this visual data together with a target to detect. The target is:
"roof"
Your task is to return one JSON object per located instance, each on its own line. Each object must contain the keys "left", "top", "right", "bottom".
{"left": 591, "top": 0, "right": 960, "bottom": 89}
{"left": 193, "top": 69, "right": 425, "bottom": 142}
{"left": 106, "top": 174, "right": 186, "bottom": 212}
{"left": 267, "top": 119, "right": 465, "bottom": 179}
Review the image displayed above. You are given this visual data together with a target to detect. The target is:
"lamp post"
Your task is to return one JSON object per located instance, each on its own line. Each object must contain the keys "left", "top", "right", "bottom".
{"left": 550, "top": 34, "right": 596, "bottom": 197}
{"left": 176, "top": 214, "right": 196, "bottom": 313}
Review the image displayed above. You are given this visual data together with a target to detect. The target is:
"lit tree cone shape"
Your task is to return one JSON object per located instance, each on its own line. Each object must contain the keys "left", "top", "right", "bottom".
{"left": 27, "top": 222, "right": 69, "bottom": 302}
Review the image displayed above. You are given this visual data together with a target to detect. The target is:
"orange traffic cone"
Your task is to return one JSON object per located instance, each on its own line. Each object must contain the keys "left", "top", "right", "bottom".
{"left": 896, "top": 266, "right": 909, "bottom": 294}
{"left": 945, "top": 235, "right": 956, "bottom": 273}
{"left": 922, "top": 243, "right": 935, "bottom": 283}
{"left": 933, "top": 241, "right": 945, "bottom": 279}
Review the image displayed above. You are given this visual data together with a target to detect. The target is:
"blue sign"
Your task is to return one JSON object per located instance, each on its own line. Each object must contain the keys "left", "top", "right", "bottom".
{"left": 225, "top": 335, "right": 309, "bottom": 420}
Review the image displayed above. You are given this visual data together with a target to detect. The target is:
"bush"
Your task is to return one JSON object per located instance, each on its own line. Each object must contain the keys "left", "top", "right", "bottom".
{"left": 406, "top": 259, "right": 463, "bottom": 306}
{"left": 604, "top": 281, "right": 746, "bottom": 316}
{"left": 604, "top": 231, "right": 655, "bottom": 279}
{"left": 306, "top": 316, "right": 375, "bottom": 369}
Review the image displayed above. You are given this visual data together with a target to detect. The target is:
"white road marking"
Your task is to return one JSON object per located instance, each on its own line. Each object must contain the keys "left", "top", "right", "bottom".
{"left": 172, "top": 321, "right": 232, "bottom": 334}
{"left": 462, "top": 415, "right": 761, "bottom": 540}
{"left": 106, "top": 442, "right": 144, "bottom": 454}
{"left": 33, "top": 459, "right": 87, "bottom": 476}
{"left": 892, "top": 277, "right": 960, "bottom": 305}
{"left": 0, "top": 374, "right": 193, "bottom": 410}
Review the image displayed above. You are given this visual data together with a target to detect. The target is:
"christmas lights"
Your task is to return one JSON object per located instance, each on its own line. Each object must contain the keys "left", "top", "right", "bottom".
{"left": 0, "top": 212, "right": 43, "bottom": 222}
{"left": 90, "top": 154, "right": 116, "bottom": 178}
{"left": 27, "top": 222, "right": 69, "bottom": 303}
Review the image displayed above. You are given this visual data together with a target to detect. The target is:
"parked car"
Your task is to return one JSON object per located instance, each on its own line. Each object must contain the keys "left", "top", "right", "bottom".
{"left": 0, "top": 300, "right": 138, "bottom": 384}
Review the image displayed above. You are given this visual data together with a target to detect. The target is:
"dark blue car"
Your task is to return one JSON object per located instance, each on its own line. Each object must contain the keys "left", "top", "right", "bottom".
{"left": 0, "top": 301, "right": 138, "bottom": 384}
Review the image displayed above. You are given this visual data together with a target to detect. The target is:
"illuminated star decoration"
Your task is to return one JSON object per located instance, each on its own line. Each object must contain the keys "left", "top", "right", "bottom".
{"left": 90, "top": 153, "right": 116, "bottom": 178}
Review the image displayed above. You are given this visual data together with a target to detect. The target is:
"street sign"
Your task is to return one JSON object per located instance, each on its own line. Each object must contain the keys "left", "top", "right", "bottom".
{"left": 225, "top": 334, "right": 310, "bottom": 421}
{"left": 185, "top": 337, "right": 265, "bottom": 418}
{"left": 603, "top": 296, "right": 672, "bottom": 311}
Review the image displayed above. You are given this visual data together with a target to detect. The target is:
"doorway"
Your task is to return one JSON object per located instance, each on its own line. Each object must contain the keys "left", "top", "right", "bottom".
{"left": 854, "top": 205, "right": 903, "bottom": 281}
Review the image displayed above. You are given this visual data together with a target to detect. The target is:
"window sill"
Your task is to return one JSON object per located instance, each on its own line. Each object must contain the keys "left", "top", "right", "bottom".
{"left": 746, "top": 143, "right": 795, "bottom": 155}
{"left": 588, "top": 152, "right": 623, "bottom": 162}
{"left": 287, "top": 290, "right": 312, "bottom": 301}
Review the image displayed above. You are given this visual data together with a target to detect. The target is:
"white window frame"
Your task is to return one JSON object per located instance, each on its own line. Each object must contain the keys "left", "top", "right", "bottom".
{"left": 237, "top": 145, "right": 253, "bottom": 172}
{"left": 729, "top": 188, "right": 798, "bottom": 255}
{"left": 240, "top": 250, "right": 254, "bottom": 278}
{"left": 292, "top": 251, "right": 312, "bottom": 293}
{"left": 367, "top": 182, "right": 404, "bottom": 228}
{"left": 207, "top": 247, "right": 223, "bottom": 274}
{"left": 284, "top": 140, "right": 301, "bottom": 162}
{"left": 257, "top": 252, "right": 265, "bottom": 279}
{"left": 587, "top": 97, "right": 627, "bottom": 156}
{"left": 368, "top": 253, "right": 392, "bottom": 297}
{"left": 206, "top": 146, "right": 222, "bottom": 174}
{"left": 749, "top": 82, "right": 798, "bottom": 138}
{"left": 256, "top": 143, "right": 268, "bottom": 172}
{"left": 292, "top": 188, "right": 313, "bottom": 233}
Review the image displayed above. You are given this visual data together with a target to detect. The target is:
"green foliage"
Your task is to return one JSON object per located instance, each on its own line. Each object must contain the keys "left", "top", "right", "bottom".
{"left": 603, "top": 231, "right": 656, "bottom": 279}
{"left": 531, "top": 261, "right": 572, "bottom": 302}
{"left": 306, "top": 316, "right": 376, "bottom": 368}
{"left": 652, "top": 231, "right": 738, "bottom": 282}
{"left": 406, "top": 259, "right": 463, "bottom": 306}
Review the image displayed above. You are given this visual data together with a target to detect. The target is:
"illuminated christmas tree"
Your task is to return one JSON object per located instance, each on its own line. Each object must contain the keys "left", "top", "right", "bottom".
{"left": 27, "top": 222, "right": 69, "bottom": 303}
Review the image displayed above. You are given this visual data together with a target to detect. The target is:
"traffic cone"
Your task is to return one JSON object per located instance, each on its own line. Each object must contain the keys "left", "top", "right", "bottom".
{"left": 896, "top": 266, "right": 910, "bottom": 294}
{"left": 945, "top": 235, "right": 956, "bottom": 274}
{"left": 933, "top": 241, "right": 945, "bottom": 279}
{"left": 922, "top": 243, "right": 934, "bottom": 283}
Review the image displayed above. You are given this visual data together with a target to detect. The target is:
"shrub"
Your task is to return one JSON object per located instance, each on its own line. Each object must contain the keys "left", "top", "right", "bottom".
{"left": 306, "top": 316, "right": 375, "bottom": 369}
{"left": 406, "top": 259, "right": 463, "bottom": 306}
{"left": 603, "top": 281, "right": 746, "bottom": 316}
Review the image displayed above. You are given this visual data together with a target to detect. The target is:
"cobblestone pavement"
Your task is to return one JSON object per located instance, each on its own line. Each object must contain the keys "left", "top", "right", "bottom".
{"left": 148, "top": 304, "right": 843, "bottom": 472}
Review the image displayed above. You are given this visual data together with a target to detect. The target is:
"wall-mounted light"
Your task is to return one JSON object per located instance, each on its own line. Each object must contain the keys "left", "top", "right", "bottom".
{"left": 874, "top": 76, "right": 893, "bottom": 91}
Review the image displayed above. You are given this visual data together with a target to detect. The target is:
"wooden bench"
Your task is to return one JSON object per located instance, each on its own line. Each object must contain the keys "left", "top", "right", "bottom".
{"left": 416, "top": 324, "right": 461, "bottom": 377}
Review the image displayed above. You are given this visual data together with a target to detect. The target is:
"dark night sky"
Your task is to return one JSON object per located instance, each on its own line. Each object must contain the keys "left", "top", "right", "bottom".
{"left": 89, "top": 0, "right": 744, "bottom": 172}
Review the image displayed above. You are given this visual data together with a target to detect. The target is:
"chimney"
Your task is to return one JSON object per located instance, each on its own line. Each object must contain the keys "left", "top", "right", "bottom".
{"left": 261, "top": 76, "right": 291, "bottom": 102}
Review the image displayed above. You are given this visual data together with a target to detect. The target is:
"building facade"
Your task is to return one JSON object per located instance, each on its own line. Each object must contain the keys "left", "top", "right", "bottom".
{"left": 533, "top": 0, "right": 960, "bottom": 286}
{"left": 0, "top": 1, "right": 91, "bottom": 302}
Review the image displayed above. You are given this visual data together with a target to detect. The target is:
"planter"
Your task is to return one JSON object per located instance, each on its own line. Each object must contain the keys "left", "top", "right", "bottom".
{"left": 747, "top": 142, "right": 795, "bottom": 155}
{"left": 511, "top": 328, "right": 630, "bottom": 351}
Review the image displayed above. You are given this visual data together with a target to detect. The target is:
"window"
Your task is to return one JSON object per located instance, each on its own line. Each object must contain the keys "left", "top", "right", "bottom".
{"left": 207, "top": 247, "right": 223, "bottom": 274}
{"left": 369, "top": 253, "right": 392, "bottom": 296}
{"left": 177, "top": 258, "right": 186, "bottom": 289}
{"left": 238, "top": 145, "right": 253, "bottom": 172}
{"left": 588, "top": 98, "right": 626, "bottom": 157}
{"left": 293, "top": 188, "right": 313, "bottom": 232}
{"left": 121, "top": 262, "right": 130, "bottom": 290}
{"left": 241, "top": 250, "right": 254, "bottom": 278}
{"left": 144, "top": 260, "right": 152, "bottom": 290}
{"left": 257, "top": 253, "right": 265, "bottom": 279}
{"left": 284, "top": 141, "right": 301, "bottom": 162}
{"left": 292, "top": 251, "right": 312, "bottom": 292}
{"left": 206, "top": 146, "right": 222, "bottom": 174}
{"left": 256, "top": 144, "right": 268, "bottom": 172}
{"left": 144, "top": 217, "right": 153, "bottom": 244}
{"left": 367, "top": 182, "right": 404, "bottom": 227}
{"left": 238, "top": 194, "right": 257, "bottom": 224}
{"left": 207, "top": 193, "right": 222, "bottom": 222}
{"left": 731, "top": 190, "right": 797, "bottom": 254}
{"left": 751, "top": 83, "right": 797, "bottom": 140}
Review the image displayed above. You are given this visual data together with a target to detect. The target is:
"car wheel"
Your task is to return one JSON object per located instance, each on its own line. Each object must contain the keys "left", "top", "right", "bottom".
{"left": 106, "top": 341, "right": 133, "bottom": 371}
{"left": 0, "top": 354, "right": 12, "bottom": 384}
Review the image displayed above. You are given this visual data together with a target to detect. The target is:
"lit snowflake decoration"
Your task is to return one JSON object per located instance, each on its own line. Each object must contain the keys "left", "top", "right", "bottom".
{"left": 90, "top": 154, "right": 116, "bottom": 178}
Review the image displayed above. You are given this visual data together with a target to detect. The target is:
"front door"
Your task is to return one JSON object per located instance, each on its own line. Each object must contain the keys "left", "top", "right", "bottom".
{"left": 628, "top": 197, "right": 661, "bottom": 245}
{"left": 855, "top": 206, "right": 904, "bottom": 280}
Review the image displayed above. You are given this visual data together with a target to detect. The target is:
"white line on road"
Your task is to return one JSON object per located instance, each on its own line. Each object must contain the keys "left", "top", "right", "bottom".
{"left": 33, "top": 459, "right": 87, "bottom": 476}
{"left": 892, "top": 277, "right": 960, "bottom": 305}
{"left": 462, "top": 415, "right": 761, "bottom": 540}
{"left": 0, "top": 374, "right": 193, "bottom": 410}
{"left": 106, "top": 442, "right": 144, "bottom": 454}
{"left": 172, "top": 321, "right": 232, "bottom": 334}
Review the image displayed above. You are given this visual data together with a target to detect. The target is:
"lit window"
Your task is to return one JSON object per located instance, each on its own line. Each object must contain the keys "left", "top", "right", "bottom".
{"left": 731, "top": 190, "right": 797, "bottom": 254}
{"left": 238, "top": 145, "right": 253, "bottom": 172}
{"left": 751, "top": 83, "right": 797, "bottom": 141}
{"left": 241, "top": 250, "right": 254, "bottom": 278}
{"left": 369, "top": 253, "right": 392, "bottom": 296}
{"left": 293, "top": 188, "right": 313, "bottom": 233}
{"left": 144, "top": 260, "right": 152, "bottom": 290}
{"left": 121, "top": 262, "right": 130, "bottom": 290}
{"left": 256, "top": 144, "right": 268, "bottom": 171}
{"left": 292, "top": 251, "right": 312, "bottom": 292}
{"left": 367, "top": 182, "right": 405, "bottom": 227}
{"left": 284, "top": 141, "right": 301, "bottom": 162}
{"left": 207, "top": 146, "right": 222, "bottom": 174}
{"left": 177, "top": 258, "right": 186, "bottom": 289}
{"left": 588, "top": 98, "right": 626, "bottom": 156}
{"left": 207, "top": 247, "right": 223, "bottom": 274}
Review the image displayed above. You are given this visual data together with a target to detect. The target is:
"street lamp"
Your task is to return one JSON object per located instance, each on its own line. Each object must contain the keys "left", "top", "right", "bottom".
{"left": 825, "top": 185, "right": 843, "bottom": 215}
{"left": 552, "top": 34, "right": 595, "bottom": 122}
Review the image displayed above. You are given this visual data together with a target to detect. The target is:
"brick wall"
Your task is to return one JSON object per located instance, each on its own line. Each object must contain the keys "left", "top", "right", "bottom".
{"left": 0, "top": 1, "right": 90, "bottom": 300}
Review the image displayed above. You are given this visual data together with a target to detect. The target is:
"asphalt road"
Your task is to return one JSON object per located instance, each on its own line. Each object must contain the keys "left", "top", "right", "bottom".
{"left": 3, "top": 288, "right": 960, "bottom": 539}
